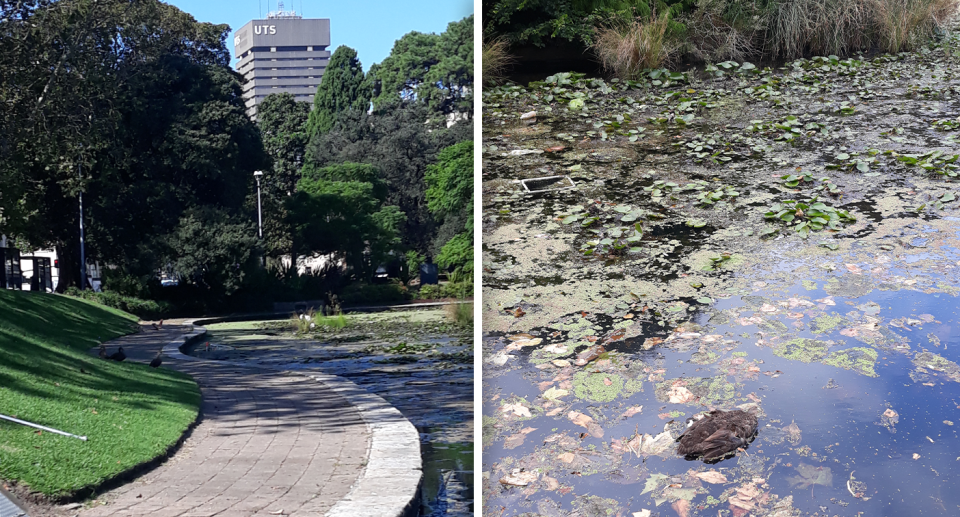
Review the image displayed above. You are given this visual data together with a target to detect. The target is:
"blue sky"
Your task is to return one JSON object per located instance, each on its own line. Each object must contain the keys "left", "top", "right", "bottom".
{"left": 163, "top": 0, "right": 474, "bottom": 70}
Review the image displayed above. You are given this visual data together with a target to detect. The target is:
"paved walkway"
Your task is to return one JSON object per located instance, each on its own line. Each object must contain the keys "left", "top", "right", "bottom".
{"left": 78, "top": 324, "right": 373, "bottom": 517}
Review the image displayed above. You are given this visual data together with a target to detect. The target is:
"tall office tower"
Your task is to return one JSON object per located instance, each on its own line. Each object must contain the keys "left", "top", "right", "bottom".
{"left": 234, "top": 4, "right": 331, "bottom": 120}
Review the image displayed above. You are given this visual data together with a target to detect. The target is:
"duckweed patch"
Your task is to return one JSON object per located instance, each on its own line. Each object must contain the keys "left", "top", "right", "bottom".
{"left": 810, "top": 313, "right": 846, "bottom": 334}
{"left": 573, "top": 371, "right": 625, "bottom": 402}
{"left": 823, "top": 347, "right": 879, "bottom": 377}
{"left": 774, "top": 338, "right": 830, "bottom": 363}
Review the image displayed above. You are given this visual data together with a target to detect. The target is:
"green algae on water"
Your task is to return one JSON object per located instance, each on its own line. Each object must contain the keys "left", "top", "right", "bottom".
{"left": 823, "top": 347, "right": 878, "bottom": 377}
{"left": 573, "top": 371, "right": 625, "bottom": 402}
{"left": 774, "top": 338, "right": 830, "bottom": 363}
{"left": 811, "top": 313, "right": 846, "bottom": 334}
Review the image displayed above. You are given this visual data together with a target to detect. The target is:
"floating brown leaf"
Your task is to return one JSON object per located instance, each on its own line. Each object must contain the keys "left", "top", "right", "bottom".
{"left": 643, "top": 337, "right": 663, "bottom": 350}
{"left": 500, "top": 470, "right": 538, "bottom": 486}
{"left": 671, "top": 499, "right": 690, "bottom": 517}
{"left": 695, "top": 471, "right": 728, "bottom": 484}
{"left": 574, "top": 344, "right": 605, "bottom": 366}
{"left": 568, "top": 411, "right": 603, "bottom": 438}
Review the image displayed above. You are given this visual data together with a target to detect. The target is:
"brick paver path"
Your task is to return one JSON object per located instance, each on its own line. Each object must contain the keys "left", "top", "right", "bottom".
{"left": 80, "top": 324, "right": 371, "bottom": 517}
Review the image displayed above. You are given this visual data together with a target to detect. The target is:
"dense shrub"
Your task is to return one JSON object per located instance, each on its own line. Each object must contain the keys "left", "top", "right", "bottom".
{"left": 483, "top": 37, "right": 514, "bottom": 85}
{"left": 65, "top": 288, "right": 173, "bottom": 319}
{"left": 418, "top": 284, "right": 442, "bottom": 300}
{"left": 338, "top": 281, "right": 408, "bottom": 305}
{"left": 441, "top": 281, "right": 474, "bottom": 299}
{"left": 593, "top": 11, "right": 682, "bottom": 76}
{"left": 489, "top": 0, "right": 957, "bottom": 76}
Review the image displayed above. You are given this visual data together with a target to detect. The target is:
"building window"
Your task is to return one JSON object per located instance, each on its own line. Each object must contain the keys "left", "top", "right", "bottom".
{"left": 270, "top": 47, "right": 276, "bottom": 52}
{"left": 307, "top": 46, "right": 313, "bottom": 51}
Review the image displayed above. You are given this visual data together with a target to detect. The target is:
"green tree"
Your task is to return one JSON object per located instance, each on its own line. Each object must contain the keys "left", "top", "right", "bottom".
{"left": 0, "top": 0, "right": 267, "bottom": 292}
{"left": 304, "top": 104, "right": 472, "bottom": 254}
{"left": 306, "top": 46, "right": 370, "bottom": 137}
{"left": 288, "top": 163, "right": 404, "bottom": 280}
{"left": 256, "top": 93, "right": 311, "bottom": 261}
{"left": 369, "top": 16, "right": 474, "bottom": 119}
{"left": 170, "top": 207, "right": 259, "bottom": 299}
{"left": 425, "top": 141, "right": 473, "bottom": 273}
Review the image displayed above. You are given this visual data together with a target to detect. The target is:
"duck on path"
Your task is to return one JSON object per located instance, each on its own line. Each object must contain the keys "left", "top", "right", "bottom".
{"left": 676, "top": 408, "right": 758, "bottom": 462}
{"left": 107, "top": 347, "right": 126, "bottom": 362}
{"left": 149, "top": 350, "right": 163, "bottom": 368}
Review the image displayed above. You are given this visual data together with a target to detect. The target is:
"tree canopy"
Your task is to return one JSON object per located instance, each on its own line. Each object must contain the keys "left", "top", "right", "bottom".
{"left": 305, "top": 46, "right": 370, "bottom": 136}
{"left": 0, "top": 0, "right": 267, "bottom": 291}
{"left": 425, "top": 141, "right": 473, "bottom": 273}
{"left": 369, "top": 16, "right": 474, "bottom": 119}
{"left": 287, "top": 163, "right": 404, "bottom": 279}
{"left": 255, "top": 93, "right": 311, "bottom": 258}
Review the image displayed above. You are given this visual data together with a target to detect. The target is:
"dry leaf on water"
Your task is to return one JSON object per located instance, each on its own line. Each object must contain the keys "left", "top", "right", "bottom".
{"left": 568, "top": 411, "right": 604, "bottom": 438}
{"left": 500, "top": 469, "right": 538, "bottom": 486}
{"left": 667, "top": 386, "right": 696, "bottom": 404}
{"left": 501, "top": 403, "right": 532, "bottom": 418}
{"left": 620, "top": 406, "right": 643, "bottom": 419}
{"left": 543, "top": 475, "right": 560, "bottom": 490}
{"left": 671, "top": 499, "right": 690, "bottom": 517}
{"left": 642, "top": 337, "right": 663, "bottom": 350}
{"left": 575, "top": 344, "right": 605, "bottom": 365}
{"left": 544, "top": 343, "right": 568, "bottom": 354}
{"left": 503, "top": 427, "right": 537, "bottom": 449}
{"left": 695, "top": 471, "right": 728, "bottom": 484}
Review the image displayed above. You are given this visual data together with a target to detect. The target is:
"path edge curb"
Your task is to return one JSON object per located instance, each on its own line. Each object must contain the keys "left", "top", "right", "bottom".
{"left": 166, "top": 320, "right": 423, "bottom": 517}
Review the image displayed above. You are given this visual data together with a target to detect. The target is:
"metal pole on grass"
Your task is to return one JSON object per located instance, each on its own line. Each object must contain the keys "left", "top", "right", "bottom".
{"left": 0, "top": 413, "right": 87, "bottom": 441}
{"left": 79, "top": 160, "right": 86, "bottom": 290}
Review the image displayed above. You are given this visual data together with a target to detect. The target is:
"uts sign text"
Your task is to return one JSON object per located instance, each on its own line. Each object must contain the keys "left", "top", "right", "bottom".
{"left": 254, "top": 25, "right": 278, "bottom": 35}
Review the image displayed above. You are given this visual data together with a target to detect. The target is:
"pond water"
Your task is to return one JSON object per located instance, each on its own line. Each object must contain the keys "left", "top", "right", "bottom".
{"left": 482, "top": 31, "right": 960, "bottom": 517}
{"left": 193, "top": 309, "right": 473, "bottom": 517}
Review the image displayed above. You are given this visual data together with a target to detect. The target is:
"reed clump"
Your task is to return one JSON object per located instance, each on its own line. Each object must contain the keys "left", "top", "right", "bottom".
{"left": 593, "top": 11, "right": 682, "bottom": 78}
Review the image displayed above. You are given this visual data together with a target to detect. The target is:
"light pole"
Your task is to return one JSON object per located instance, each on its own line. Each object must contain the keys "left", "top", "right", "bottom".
{"left": 254, "top": 171, "right": 264, "bottom": 239}
{"left": 79, "top": 160, "right": 86, "bottom": 290}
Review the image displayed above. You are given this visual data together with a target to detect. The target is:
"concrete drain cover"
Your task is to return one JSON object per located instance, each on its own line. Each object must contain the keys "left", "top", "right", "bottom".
{"left": 520, "top": 175, "right": 576, "bottom": 193}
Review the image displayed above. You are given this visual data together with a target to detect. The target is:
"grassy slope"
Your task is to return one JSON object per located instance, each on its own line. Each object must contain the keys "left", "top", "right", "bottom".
{"left": 0, "top": 290, "right": 200, "bottom": 498}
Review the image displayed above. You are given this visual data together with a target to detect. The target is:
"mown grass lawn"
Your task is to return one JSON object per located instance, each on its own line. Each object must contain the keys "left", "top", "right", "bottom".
{"left": 0, "top": 289, "right": 200, "bottom": 499}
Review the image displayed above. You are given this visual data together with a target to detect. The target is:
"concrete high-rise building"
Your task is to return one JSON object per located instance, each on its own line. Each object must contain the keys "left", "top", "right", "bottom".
{"left": 234, "top": 6, "right": 331, "bottom": 120}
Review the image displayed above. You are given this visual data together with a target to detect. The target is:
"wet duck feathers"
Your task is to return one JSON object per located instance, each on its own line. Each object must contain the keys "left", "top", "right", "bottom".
{"left": 676, "top": 409, "right": 758, "bottom": 462}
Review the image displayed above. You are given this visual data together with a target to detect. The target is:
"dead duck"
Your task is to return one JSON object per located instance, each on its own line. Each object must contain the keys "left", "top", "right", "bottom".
{"left": 107, "top": 347, "right": 126, "bottom": 362}
{"left": 676, "top": 409, "right": 758, "bottom": 462}
{"left": 149, "top": 350, "right": 163, "bottom": 368}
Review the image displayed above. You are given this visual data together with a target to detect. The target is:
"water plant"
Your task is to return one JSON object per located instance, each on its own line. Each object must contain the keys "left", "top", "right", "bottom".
{"left": 764, "top": 198, "right": 856, "bottom": 237}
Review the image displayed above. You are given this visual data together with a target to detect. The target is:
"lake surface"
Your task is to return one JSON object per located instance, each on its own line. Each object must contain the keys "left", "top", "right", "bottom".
{"left": 482, "top": 34, "right": 960, "bottom": 517}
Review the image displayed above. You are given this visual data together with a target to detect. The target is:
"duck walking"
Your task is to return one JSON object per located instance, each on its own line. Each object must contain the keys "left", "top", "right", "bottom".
{"left": 676, "top": 409, "right": 758, "bottom": 462}
{"left": 107, "top": 347, "right": 126, "bottom": 362}
{"left": 149, "top": 350, "right": 163, "bottom": 368}
{"left": 98, "top": 344, "right": 107, "bottom": 359}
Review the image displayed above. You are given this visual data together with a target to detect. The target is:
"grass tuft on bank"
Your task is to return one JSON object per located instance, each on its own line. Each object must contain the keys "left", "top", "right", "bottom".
{"left": 0, "top": 290, "right": 200, "bottom": 499}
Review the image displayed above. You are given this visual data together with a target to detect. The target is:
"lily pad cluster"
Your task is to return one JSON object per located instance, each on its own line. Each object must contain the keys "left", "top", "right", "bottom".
{"left": 764, "top": 198, "right": 856, "bottom": 237}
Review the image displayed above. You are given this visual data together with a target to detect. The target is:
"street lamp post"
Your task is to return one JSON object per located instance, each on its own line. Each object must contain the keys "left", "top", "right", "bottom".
{"left": 254, "top": 171, "right": 264, "bottom": 239}
{"left": 79, "top": 160, "right": 86, "bottom": 290}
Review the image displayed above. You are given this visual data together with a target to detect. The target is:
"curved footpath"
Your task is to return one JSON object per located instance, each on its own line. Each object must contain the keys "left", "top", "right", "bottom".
{"left": 74, "top": 322, "right": 422, "bottom": 517}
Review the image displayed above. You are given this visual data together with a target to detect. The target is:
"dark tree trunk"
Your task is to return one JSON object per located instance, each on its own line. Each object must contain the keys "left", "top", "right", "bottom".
{"left": 55, "top": 241, "right": 81, "bottom": 293}
{"left": 289, "top": 232, "right": 299, "bottom": 278}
